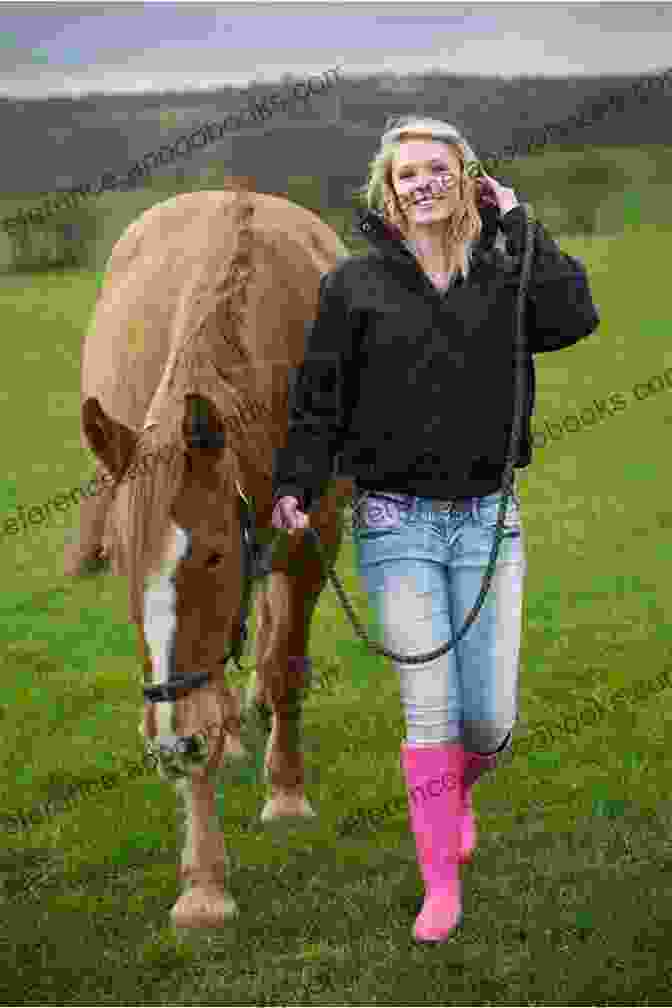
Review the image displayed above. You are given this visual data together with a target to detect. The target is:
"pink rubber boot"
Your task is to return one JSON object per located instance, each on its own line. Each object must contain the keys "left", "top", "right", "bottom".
{"left": 460, "top": 734, "right": 511, "bottom": 863}
{"left": 400, "top": 742, "right": 465, "bottom": 943}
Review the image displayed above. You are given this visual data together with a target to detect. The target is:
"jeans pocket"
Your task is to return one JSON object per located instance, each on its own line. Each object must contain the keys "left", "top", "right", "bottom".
{"left": 478, "top": 491, "right": 522, "bottom": 532}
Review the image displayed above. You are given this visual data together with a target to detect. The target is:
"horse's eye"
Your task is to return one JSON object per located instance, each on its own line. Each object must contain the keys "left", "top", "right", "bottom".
{"left": 207, "top": 552, "right": 224, "bottom": 567}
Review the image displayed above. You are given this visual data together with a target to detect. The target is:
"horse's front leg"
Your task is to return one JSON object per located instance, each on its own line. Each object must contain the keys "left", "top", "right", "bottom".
{"left": 248, "top": 571, "right": 314, "bottom": 823}
{"left": 172, "top": 761, "right": 238, "bottom": 930}
{"left": 253, "top": 498, "right": 345, "bottom": 824}
{"left": 262, "top": 642, "right": 317, "bottom": 823}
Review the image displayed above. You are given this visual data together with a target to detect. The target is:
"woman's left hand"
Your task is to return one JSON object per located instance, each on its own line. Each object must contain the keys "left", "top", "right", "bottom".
{"left": 478, "top": 173, "right": 520, "bottom": 216}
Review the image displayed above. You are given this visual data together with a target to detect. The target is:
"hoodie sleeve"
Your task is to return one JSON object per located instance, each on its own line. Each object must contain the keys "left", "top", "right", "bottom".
{"left": 271, "top": 268, "right": 360, "bottom": 514}
{"left": 499, "top": 205, "right": 600, "bottom": 353}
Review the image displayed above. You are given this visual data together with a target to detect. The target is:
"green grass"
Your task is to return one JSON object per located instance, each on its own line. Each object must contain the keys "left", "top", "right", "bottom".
{"left": 1, "top": 221, "right": 672, "bottom": 1004}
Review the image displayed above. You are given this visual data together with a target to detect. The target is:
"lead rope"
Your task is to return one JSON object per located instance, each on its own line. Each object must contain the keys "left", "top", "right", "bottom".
{"left": 302, "top": 202, "right": 537, "bottom": 665}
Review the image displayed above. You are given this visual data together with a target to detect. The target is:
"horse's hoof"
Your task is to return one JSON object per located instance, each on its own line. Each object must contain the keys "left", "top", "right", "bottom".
{"left": 63, "top": 543, "right": 110, "bottom": 577}
{"left": 260, "top": 793, "right": 317, "bottom": 825}
{"left": 82, "top": 551, "right": 111, "bottom": 576}
{"left": 216, "top": 734, "right": 250, "bottom": 780}
{"left": 170, "top": 884, "right": 238, "bottom": 929}
{"left": 216, "top": 734, "right": 267, "bottom": 787}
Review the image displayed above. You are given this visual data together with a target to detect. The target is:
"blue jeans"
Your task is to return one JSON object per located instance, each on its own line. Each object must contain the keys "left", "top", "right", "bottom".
{"left": 352, "top": 489, "right": 526, "bottom": 753}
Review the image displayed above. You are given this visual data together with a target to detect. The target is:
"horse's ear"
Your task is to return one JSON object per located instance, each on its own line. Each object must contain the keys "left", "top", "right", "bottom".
{"left": 182, "top": 395, "right": 226, "bottom": 451}
{"left": 181, "top": 395, "right": 226, "bottom": 486}
{"left": 82, "top": 397, "right": 137, "bottom": 481}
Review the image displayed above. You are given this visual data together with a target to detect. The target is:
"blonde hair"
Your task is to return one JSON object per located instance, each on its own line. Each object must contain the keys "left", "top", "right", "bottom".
{"left": 355, "top": 115, "right": 484, "bottom": 283}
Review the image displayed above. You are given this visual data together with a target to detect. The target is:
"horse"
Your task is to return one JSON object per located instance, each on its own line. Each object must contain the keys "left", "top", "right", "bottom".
{"left": 68, "top": 183, "right": 354, "bottom": 929}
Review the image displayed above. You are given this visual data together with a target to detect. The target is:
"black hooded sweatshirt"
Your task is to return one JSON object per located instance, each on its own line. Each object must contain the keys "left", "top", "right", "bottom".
{"left": 271, "top": 203, "right": 600, "bottom": 513}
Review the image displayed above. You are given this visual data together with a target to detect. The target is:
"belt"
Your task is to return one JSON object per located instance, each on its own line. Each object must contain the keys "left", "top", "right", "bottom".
{"left": 429, "top": 497, "right": 473, "bottom": 512}
{"left": 360, "top": 491, "right": 473, "bottom": 513}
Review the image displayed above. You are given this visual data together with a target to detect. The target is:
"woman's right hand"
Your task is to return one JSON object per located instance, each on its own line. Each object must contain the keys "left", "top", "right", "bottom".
{"left": 271, "top": 495, "right": 311, "bottom": 534}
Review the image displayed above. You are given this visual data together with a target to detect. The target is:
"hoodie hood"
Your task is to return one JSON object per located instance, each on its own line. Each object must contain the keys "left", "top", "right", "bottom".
{"left": 352, "top": 203, "right": 502, "bottom": 271}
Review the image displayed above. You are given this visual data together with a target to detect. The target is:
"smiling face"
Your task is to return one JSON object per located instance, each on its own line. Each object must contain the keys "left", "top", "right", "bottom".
{"left": 390, "top": 138, "right": 463, "bottom": 231}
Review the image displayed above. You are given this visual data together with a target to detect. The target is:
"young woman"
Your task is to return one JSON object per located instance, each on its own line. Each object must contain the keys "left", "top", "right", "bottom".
{"left": 271, "top": 115, "right": 600, "bottom": 943}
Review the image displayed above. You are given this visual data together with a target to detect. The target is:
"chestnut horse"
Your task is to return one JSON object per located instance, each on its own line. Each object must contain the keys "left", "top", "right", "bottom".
{"left": 69, "top": 186, "right": 354, "bottom": 928}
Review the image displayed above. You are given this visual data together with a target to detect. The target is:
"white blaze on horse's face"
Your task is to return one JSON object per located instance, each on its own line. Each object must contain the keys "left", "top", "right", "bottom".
{"left": 141, "top": 510, "right": 242, "bottom": 736}
{"left": 143, "top": 523, "right": 192, "bottom": 737}
{"left": 144, "top": 524, "right": 188, "bottom": 676}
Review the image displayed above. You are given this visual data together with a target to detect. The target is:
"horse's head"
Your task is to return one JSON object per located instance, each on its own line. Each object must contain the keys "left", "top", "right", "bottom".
{"left": 83, "top": 393, "right": 252, "bottom": 765}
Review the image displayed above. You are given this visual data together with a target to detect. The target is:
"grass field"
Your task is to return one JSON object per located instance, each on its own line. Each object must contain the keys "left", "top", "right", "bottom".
{"left": 1, "top": 217, "right": 672, "bottom": 1005}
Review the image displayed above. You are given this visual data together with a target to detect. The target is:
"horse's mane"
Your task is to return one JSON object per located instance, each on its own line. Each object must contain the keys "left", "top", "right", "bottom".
{"left": 118, "top": 190, "right": 278, "bottom": 624}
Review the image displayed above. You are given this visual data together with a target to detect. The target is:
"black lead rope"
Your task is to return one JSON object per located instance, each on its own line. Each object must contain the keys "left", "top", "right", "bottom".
{"left": 303, "top": 201, "right": 537, "bottom": 665}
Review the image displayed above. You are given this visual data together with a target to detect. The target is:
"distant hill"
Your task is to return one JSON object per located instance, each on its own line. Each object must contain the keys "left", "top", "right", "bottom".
{"left": 1, "top": 68, "right": 670, "bottom": 201}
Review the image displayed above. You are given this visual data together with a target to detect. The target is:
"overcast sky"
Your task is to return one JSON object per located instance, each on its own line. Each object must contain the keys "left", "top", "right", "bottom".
{"left": 0, "top": 2, "right": 670, "bottom": 99}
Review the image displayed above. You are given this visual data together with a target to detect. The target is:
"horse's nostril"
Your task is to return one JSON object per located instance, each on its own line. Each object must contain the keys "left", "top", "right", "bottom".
{"left": 207, "top": 552, "right": 224, "bottom": 567}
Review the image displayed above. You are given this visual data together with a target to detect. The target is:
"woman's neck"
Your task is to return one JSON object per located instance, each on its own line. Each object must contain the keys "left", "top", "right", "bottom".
{"left": 405, "top": 240, "right": 455, "bottom": 276}
{"left": 404, "top": 229, "right": 452, "bottom": 273}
